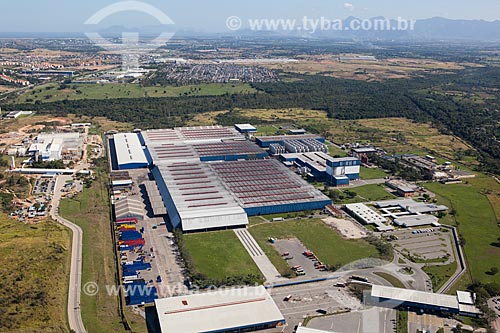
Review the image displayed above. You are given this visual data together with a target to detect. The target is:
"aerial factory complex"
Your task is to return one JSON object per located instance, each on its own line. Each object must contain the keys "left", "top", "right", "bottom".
{"left": 110, "top": 125, "right": 333, "bottom": 232}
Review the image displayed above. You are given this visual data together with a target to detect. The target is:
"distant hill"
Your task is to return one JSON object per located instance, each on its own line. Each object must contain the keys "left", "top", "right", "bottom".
{"left": 234, "top": 16, "right": 500, "bottom": 42}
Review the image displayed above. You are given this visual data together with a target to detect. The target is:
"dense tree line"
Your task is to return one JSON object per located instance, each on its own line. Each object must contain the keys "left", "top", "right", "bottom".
{"left": 4, "top": 66, "right": 500, "bottom": 173}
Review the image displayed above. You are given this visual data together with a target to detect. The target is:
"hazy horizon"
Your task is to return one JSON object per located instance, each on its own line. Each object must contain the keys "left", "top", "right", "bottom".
{"left": 2, "top": 0, "right": 500, "bottom": 33}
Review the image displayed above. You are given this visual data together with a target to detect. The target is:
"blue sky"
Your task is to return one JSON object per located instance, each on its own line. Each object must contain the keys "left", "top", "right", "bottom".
{"left": 3, "top": 0, "right": 500, "bottom": 32}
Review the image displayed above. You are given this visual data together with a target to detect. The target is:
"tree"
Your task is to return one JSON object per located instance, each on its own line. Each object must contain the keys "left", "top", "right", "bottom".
{"left": 490, "top": 267, "right": 499, "bottom": 275}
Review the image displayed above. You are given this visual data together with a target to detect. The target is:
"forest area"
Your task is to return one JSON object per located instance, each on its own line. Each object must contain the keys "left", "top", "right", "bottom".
{"left": 4, "top": 66, "right": 500, "bottom": 173}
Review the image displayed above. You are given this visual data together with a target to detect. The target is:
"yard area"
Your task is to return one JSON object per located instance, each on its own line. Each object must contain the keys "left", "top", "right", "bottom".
{"left": 248, "top": 218, "right": 379, "bottom": 269}
{"left": 0, "top": 217, "right": 71, "bottom": 332}
{"left": 360, "top": 166, "right": 387, "bottom": 180}
{"left": 425, "top": 175, "right": 500, "bottom": 284}
{"left": 332, "top": 184, "right": 396, "bottom": 204}
{"left": 182, "top": 230, "right": 263, "bottom": 283}
{"left": 60, "top": 173, "right": 146, "bottom": 333}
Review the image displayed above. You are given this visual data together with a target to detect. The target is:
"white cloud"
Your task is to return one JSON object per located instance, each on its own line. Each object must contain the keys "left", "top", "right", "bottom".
{"left": 344, "top": 2, "right": 355, "bottom": 11}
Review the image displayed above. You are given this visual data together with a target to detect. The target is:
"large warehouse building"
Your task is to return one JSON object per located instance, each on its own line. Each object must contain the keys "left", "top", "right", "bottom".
{"left": 112, "top": 133, "right": 149, "bottom": 170}
{"left": 154, "top": 286, "right": 285, "bottom": 333}
{"left": 210, "top": 159, "right": 332, "bottom": 216}
{"left": 110, "top": 126, "right": 332, "bottom": 232}
{"left": 152, "top": 162, "right": 249, "bottom": 232}
{"left": 255, "top": 134, "right": 325, "bottom": 148}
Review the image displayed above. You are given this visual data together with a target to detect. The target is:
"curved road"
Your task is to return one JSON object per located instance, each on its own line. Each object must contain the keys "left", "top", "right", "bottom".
{"left": 50, "top": 175, "right": 86, "bottom": 333}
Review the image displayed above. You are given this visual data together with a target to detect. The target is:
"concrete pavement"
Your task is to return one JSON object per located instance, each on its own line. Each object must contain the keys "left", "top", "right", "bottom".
{"left": 234, "top": 228, "right": 285, "bottom": 283}
{"left": 51, "top": 175, "right": 86, "bottom": 333}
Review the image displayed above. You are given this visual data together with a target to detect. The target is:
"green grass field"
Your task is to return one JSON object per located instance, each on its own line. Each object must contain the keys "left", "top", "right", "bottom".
{"left": 423, "top": 262, "right": 458, "bottom": 292}
{"left": 16, "top": 82, "right": 257, "bottom": 103}
{"left": 183, "top": 230, "right": 263, "bottom": 282}
{"left": 248, "top": 219, "right": 379, "bottom": 268}
{"left": 256, "top": 125, "right": 280, "bottom": 136}
{"left": 335, "top": 184, "right": 396, "bottom": 204}
{"left": 425, "top": 177, "right": 500, "bottom": 284}
{"left": 60, "top": 174, "right": 146, "bottom": 333}
{"left": 360, "top": 167, "right": 387, "bottom": 180}
{"left": 327, "top": 143, "right": 348, "bottom": 157}
{"left": 0, "top": 217, "right": 71, "bottom": 332}
{"left": 373, "top": 272, "right": 406, "bottom": 288}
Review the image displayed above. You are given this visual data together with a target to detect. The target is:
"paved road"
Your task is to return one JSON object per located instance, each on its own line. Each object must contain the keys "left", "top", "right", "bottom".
{"left": 51, "top": 175, "right": 86, "bottom": 333}
{"left": 344, "top": 178, "right": 387, "bottom": 188}
{"left": 234, "top": 228, "right": 285, "bottom": 283}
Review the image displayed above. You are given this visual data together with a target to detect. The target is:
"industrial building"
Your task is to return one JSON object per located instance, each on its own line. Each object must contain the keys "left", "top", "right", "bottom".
{"left": 326, "top": 157, "right": 360, "bottom": 186}
{"left": 385, "top": 180, "right": 418, "bottom": 197}
{"left": 280, "top": 152, "right": 361, "bottom": 185}
{"left": 344, "top": 203, "right": 394, "bottom": 231}
{"left": 369, "top": 285, "right": 480, "bottom": 317}
{"left": 144, "top": 181, "right": 167, "bottom": 216}
{"left": 234, "top": 123, "right": 257, "bottom": 133}
{"left": 210, "top": 159, "right": 332, "bottom": 216}
{"left": 28, "top": 132, "right": 84, "bottom": 161}
{"left": 393, "top": 215, "right": 440, "bottom": 228}
{"left": 114, "top": 197, "right": 145, "bottom": 221}
{"left": 344, "top": 198, "right": 448, "bottom": 230}
{"left": 141, "top": 126, "right": 243, "bottom": 146}
{"left": 255, "top": 134, "right": 325, "bottom": 148}
{"left": 147, "top": 140, "right": 268, "bottom": 164}
{"left": 375, "top": 199, "right": 448, "bottom": 215}
{"left": 154, "top": 286, "right": 286, "bottom": 333}
{"left": 112, "top": 133, "right": 149, "bottom": 170}
{"left": 152, "top": 162, "right": 249, "bottom": 232}
{"left": 110, "top": 126, "right": 332, "bottom": 232}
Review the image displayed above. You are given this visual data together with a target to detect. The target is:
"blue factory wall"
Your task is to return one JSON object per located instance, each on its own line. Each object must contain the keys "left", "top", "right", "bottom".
{"left": 244, "top": 200, "right": 331, "bottom": 216}
{"left": 151, "top": 167, "right": 181, "bottom": 229}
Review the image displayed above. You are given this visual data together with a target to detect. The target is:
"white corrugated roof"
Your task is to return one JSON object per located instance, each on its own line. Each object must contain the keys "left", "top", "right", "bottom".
{"left": 154, "top": 286, "right": 285, "bottom": 333}
{"left": 371, "top": 285, "right": 458, "bottom": 309}
{"left": 113, "top": 133, "right": 148, "bottom": 166}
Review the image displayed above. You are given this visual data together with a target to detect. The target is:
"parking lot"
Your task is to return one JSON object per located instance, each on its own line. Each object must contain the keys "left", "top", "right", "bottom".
{"left": 307, "top": 307, "right": 396, "bottom": 333}
{"left": 269, "top": 280, "right": 363, "bottom": 332}
{"left": 33, "top": 177, "right": 56, "bottom": 195}
{"left": 273, "top": 238, "right": 332, "bottom": 278}
{"left": 488, "top": 297, "right": 500, "bottom": 332}
{"left": 391, "top": 228, "right": 454, "bottom": 263}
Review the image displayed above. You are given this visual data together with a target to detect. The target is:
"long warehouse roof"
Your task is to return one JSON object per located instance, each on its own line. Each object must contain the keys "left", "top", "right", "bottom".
{"left": 142, "top": 126, "right": 243, "bottom": 147}
{"left": 371, "top": 285, "right": 479, "bottom": 314}
{"left": 113, "top": 133, "right": 148, "bottom": 166}
{"left": 154, "top": 286, "right": 285, "bottom": 333}
{"left": 155, "top": 162, "right": 248, "bottom": 231}
{"left": 148, "top": 140, "right": 267, "bottom": 165}
{"left": 209, "top": 159, "right": 331, "bottom": 209}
